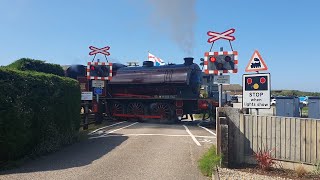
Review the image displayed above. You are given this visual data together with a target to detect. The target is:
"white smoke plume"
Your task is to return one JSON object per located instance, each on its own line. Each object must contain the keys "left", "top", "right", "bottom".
{"left": 146, "top": 0, "right": 196, "bottom": 56}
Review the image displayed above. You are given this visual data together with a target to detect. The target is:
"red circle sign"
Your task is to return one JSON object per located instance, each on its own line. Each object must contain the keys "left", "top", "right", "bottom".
{"left": 260, "top": 77, "right": 266, "bottom": 84}
{"left": 247, "top": 78, "right": 253, "bottom": 85}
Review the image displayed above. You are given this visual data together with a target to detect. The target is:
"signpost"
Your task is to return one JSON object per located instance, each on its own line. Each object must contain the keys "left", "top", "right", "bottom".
{"left": 243, "top": 50, "right": 271, "bottom": 115}
{"left": 89, "top": 46, "right": 110, "bottom": 56}
{"left": 94, "top": 88, "right": 103, "bottom": 95}
{"left": 92, "top": 80, "right": 105, "bottom": 88}
{"left": 85, "top": 45, "right": 112, "bottom": 127}
{"left": 205, "top": 28, "right": 238, "bottom": 108}
{"left": 242, "top": 73, "right": 271, "bottom": 109}
{"left": 245, "top": 50, "right": 268, "bottom": 72}
{"left": 207, "top": 28, "right": 236, "bottom": 43}
{"left": 94, "top": 88, "right": 103, "bottom": 103}
{"left": 214, "top": 75, "right": 230, "bottom": 84}
{"left": 81, "top": 92, "right": 93, "bottom": 101}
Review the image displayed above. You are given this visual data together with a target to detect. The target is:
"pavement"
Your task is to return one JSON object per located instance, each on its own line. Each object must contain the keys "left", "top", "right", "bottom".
{"left": 0, "top": 120, "right": 216, "bottom": 180}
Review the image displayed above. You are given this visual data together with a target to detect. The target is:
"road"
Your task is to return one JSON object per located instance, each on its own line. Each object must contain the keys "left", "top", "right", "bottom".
{"left": 0, "top": 120, "right": 216, "bottom": 180}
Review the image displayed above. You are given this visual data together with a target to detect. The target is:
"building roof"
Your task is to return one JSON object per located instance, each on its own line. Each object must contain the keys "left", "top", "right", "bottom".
{"left": 222, "top": 84, "right": 242, "bottom": 91}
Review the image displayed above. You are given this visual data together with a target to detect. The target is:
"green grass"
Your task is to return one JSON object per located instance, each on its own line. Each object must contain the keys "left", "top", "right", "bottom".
{"left": 198, "top": 145, "right": 222, "bottom": 177}
{"left": 302, "top": 107, "right": 308, "bottom": 117}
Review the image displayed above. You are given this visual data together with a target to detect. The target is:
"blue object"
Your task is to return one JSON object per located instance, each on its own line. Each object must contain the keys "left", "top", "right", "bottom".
{"left": 308, "top": 97, "right": 320, "bottom": 119}
{"left": 94, "top": 88, "right": 103, "bottom": 95}
{"left": 276, "top": 97, "right": 300, "bottom": 117}
{"left": 299, "top": 96, "right": 307, "bottom": 102}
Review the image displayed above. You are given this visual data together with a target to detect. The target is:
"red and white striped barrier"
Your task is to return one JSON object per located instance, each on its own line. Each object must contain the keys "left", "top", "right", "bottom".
{"left": 203, "top": 51, "right": 238, "bottom": 74}
{"left": 86, "top": 62, "right": 113, "bottom": 80}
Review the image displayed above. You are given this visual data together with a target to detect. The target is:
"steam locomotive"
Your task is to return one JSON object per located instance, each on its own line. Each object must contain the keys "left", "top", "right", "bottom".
{"left": 66, "top": 57, "right": 217, "bottom": 123}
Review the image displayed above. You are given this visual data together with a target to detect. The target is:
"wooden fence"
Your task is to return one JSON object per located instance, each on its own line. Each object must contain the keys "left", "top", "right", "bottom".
{"left": 242, "top": 114, "right": 320, "bottom": 165}
{"left": 217, "top": 108, "right": 320, "bottom": 167}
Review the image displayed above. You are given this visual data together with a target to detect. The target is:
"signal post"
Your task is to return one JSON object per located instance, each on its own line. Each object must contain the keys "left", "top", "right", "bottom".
{"left": 203, "top": 28, "right": 238, "bottom": 108}
{"left": 81, "top": 46, "right": 112, "bottom": 129}
{"left": 242, "top": 50, "right": 271, "bottom": 115}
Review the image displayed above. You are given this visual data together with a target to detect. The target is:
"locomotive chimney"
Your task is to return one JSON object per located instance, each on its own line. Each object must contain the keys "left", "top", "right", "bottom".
{"left": 184, "top": 57, "right": 194, "bottom": 65}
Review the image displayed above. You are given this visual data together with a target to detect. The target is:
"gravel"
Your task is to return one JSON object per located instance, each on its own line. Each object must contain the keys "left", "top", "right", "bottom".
{"left": 214, "top": 168, "right": 291, "bottom": 180}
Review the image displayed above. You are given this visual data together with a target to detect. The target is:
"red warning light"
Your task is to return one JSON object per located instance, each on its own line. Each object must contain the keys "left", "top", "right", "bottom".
{"left": 247, "top": 78, "right": 253, "bottom": 85}
{"left": 90, "top": 66, "right": 95, "bottom": 71}
{"left": 210, "top": 56, "right": 216, "bottom": 62}
{"left": 260, "top": 77, "right": 266, "bottom": 84}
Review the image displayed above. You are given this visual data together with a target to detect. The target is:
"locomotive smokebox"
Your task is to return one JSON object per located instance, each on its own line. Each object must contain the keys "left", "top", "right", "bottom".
{"left": 184, "top": 57, "right": 194, "bottom": 65}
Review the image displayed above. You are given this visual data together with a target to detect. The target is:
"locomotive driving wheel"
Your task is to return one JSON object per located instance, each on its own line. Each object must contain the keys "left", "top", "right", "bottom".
{"left": 152, "top": 103, "right": 172, "bottom": 122}
{"left": 127, "top": 102, "right": 144, "bottom": 115}
{"left": 111, "top": 102, "right": 124, "bottom": 117}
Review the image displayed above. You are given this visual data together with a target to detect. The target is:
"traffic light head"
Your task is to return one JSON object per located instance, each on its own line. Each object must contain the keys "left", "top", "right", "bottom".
{"left": 203, "top": 51, "right": 238, "bottom": 74}
{"left": 89, "top": 65, "right": 109, "bottom": 77}
{"left": 245, "top": 75, "right": 268, "bottom": 91}
{"left": 87, "top": 62, "right": 112, "bottom": 80}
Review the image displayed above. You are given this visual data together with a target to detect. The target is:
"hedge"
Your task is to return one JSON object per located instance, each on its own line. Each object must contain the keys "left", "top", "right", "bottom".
{"left": 6, "top": 58, "right": 65, "bottom": 76}
{"left": 0, "top": 68, "right": 80, "bottom": 163}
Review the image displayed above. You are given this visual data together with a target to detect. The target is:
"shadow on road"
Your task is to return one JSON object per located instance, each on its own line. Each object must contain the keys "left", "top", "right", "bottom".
{"left": 0, "top": 133, "right": 127, "bottom": 175}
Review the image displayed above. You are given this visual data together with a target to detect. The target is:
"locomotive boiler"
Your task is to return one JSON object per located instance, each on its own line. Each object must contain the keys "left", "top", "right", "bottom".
{"left": 109, "top": 57, "right": 201, "bottom": 98}
{"left": 66, "top": 57, "right": 217, "bottom": 123}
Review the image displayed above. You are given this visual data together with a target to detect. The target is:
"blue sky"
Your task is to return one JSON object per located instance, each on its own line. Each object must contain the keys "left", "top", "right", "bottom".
{"left": 1, "top": 0, "right": 320, "bottom": 92}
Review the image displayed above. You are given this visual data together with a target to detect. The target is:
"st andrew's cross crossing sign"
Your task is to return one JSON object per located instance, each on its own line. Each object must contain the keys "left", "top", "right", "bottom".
{"left": 207, "top": 28, "right": 236, "bottom": 43}
{"left": 89, "top": 46, "right": 110, "bottom": 56}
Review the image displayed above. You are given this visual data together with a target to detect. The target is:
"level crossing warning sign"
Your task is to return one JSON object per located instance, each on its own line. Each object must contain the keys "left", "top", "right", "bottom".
{"left": 207, "top": 28, "right": 235, "bottom": 43}
{"left": 242, "top": 73, "right": 271, "bottom": 109}
{"left": 245, "top": 50, "right": 268, "bottom": 72}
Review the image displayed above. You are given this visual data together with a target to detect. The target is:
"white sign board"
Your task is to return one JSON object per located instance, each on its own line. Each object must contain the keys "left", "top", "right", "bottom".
{"left": 81, "top": 92, "right": 93, "bottom": 101}
{"left": 92, "top": 80, "right": 105, "bottom": 88}
{"left": 214, "top": 75, "right": 230, "bottom": 84}
{"left": 242, "top": 73, "right": 270, "bottom": 109}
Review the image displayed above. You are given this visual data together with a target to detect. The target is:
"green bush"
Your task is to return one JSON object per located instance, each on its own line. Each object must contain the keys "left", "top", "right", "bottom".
{"left": 198, "top": 145, "right": 222, "bottom": 177}
{"left": 0, "top": 68, "right": 80, "bottom": 164}
{"left": 6, "top": 58, "right": 65, "bottom": 76}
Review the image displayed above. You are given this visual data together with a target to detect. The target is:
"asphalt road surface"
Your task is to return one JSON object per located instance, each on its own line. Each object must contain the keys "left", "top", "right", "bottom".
{"left": 1, "top": 120, "right": 216, "bottom": 180}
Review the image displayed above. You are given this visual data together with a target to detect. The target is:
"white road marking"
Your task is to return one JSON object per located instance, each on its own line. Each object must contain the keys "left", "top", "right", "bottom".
{"left": 124, "top": 134, "right": 215, "bottom": 138}
{"left": 88, "top": 121, "right": 125, "bottom": 135}
{"left": 198, "top": 124, "right": 216, "bottom": 136}
{"left": 89, "top": 122, "right": 138, "bottom": 139}
{"left": 183, "top": 125, "right": 201, "bottom": 146}
{"left": 198, "top": 139, "right": 213, "bottom": 143}
{"left": 89, "top": 133, "right": 216, "bottom": 139}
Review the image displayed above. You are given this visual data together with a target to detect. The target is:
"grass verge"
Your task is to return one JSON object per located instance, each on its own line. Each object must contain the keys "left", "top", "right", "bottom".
{"left": 198, "top": 145, "right": 222, "bottom": 177}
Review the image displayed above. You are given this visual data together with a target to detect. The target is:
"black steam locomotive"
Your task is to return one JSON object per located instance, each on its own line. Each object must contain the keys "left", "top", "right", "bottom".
{"left": 66, "top": 57, "right": 217, "bottom": 123}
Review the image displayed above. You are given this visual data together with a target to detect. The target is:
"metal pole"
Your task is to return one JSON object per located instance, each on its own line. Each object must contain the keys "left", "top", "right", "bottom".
{"left": 91, "top": 54, "right": 96, "bottom": 62}
{"left": 210, "top": 42, "right": 215, "bottom": 52}
{"left": 83, "top": 102, "right": 88, "bottom": 130}
{"left": 219, "top": 82, "right": 222, "bottom": 107}
{"left": 256, "top": 71, "right": 259, "bottom": 115}
{"left": 219, "top": 47, "right": 223, "bottom": 107}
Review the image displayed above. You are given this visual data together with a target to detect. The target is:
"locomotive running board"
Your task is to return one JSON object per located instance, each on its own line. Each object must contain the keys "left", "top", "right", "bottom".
{"left": 113, "top": 114, "right": 162, "bottom": 119}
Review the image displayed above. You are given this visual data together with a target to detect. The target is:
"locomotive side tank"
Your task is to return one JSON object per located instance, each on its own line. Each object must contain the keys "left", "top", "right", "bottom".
{"left": 108, "top": 57, "right": 202, "bottom": 98}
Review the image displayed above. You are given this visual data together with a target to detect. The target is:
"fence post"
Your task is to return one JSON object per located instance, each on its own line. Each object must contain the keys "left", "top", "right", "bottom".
{"left": 221, "top": 124, "right": 229, "bottom": 167}
{"left": 216, "top": 110, "right": 221, "bottom": 155}
{"left": 238, "top": 113, "right": 245, "bottom": 163}
{"left": 83, "top": 101, "right": 89, "bottom": 130}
